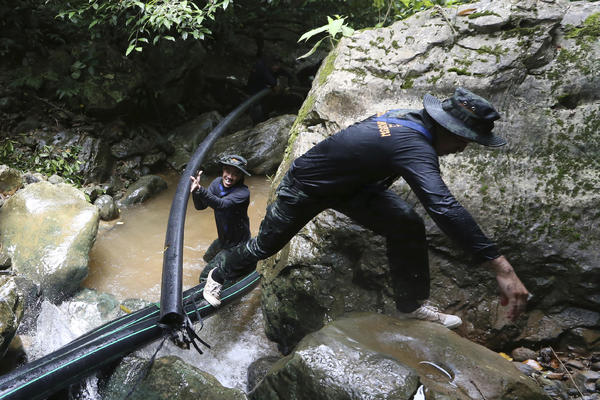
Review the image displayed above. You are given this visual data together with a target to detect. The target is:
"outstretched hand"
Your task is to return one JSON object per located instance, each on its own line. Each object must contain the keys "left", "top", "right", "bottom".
{"left": 485, "top": 256, "right": 530, "bottom": 321}
{"left": 190, "top": 170, "right": 203, "bottom": 192}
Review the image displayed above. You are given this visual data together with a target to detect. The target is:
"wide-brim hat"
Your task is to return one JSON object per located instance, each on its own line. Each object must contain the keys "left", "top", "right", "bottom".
{"left": 423, "top": 87, "right": 506, "bottom": 147}
{"left": 219, "top": 154, "right": 251, "bottom": 176}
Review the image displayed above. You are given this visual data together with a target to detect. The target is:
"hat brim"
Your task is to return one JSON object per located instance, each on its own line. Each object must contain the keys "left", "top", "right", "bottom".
{"left": 423, "top": 94, "right": 506, "bottom": 147}
{"left": 220, "top": 161, "right": 251, "bottom": 176}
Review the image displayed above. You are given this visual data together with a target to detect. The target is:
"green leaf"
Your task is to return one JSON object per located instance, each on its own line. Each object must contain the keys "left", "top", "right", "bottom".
{"left": 298, "top": 24, "right": 329, "bottom": 42}
{"left": 341, "top": 25, "right": 354, "bottom": 37}
{"left": 126, "top": 44, "right": 136, "bottom": 56}
{"left": 297, "top": 37, "right": 325, "bottom": 59}
{"left": 327, "top": 18, "right": 344, "bottom": 38}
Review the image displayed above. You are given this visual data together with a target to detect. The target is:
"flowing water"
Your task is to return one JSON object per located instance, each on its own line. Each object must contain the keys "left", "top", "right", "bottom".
{"left": 27, "top": 172, "right": 280, "bottom": 397}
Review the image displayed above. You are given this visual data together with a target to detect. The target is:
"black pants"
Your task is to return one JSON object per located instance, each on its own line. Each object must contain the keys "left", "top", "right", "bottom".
{"left": 208, "top": 172, "right": 430, "bottom": 312}
{"left": 200, "top": 238, "right": 256, "bottom": 282}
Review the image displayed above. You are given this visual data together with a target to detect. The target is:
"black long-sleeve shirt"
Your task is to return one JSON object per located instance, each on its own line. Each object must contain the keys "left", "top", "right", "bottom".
{"left": 290, "top": 109, "right": 500, "bottom": 263}
{"left": 192, "top": 177, "right": 251, "bottom": 249}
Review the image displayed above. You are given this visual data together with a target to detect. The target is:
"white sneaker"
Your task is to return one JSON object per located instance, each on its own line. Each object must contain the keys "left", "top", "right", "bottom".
{"left": 203, "top": 269, "right": 222, "bottom": 307}
{"left": 398, "top": 304, "right": 462, "bottom": 329}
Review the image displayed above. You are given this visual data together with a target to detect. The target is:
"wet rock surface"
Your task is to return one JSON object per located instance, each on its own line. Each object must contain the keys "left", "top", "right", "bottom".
{"left": 115, "top": 174, "right": 168, "bottom": 207}
{"left": 0, "top": 181, "right": 99, "bottom": 304}
{"left": 103, "top": 355, "right": 246, "bottom": 400}
{"left": 252, "top": 313, "right": 546, "bottom": 400}
{"left": 0, "top": 277, "right": 23, "bottom": 360}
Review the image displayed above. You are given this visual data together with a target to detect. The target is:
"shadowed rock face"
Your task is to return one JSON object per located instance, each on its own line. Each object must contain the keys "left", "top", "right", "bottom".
{"left": 259, "top": 0, "right": 600, "bottom": 353}
{"left": 252, "top": 313, "right": 547, "bottom": 400}
{"left": 0, "top": 181, "right": 99, "bottom": 304}
{"left": 0, "top": 276, "right": 23, "bottom": 360}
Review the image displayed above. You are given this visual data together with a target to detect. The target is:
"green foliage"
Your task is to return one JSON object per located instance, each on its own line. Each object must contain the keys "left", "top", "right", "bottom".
{"left": 56, "top": 0, "right": 233, "bottom": 55}
{"left": 297, "top": 15, "right": 354, "bottom": 59}
{"left": 0, "top": 140, "right": 83, "bottom": 186}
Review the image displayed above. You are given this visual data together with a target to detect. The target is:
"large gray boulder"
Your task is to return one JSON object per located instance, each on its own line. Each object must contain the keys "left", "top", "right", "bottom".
{"left": 116, "top": 174, "right": 168, "bottom": 207}
{"left": 167, "top": 111, "right": 223, "bottom": 171}
{"left": 0, "top": 181, "right": 99, "bottom": 303}
{"left": 103, "top": 355, "right": 246, "bottom": 400}
{"left": 259, "top": 0, "right": 600, "bottom": 352}
{"left": 203, "top": 114, "right": 296, "bottom": 176}
{"left": 251, "top": 313, "right": 546, "bottom": 400}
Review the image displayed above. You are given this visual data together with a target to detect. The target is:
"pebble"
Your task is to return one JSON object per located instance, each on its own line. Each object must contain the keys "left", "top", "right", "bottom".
{"left": 545, "top": 372, "right": 565, "bottom": 380}
{"left": 567, "top": 359, "right": 587, "bottom": 370}
{"left": 511, "top": 346, "right": 537, "bottom": 362}
{"left": 523, "top": 359, "right": 543, "bottom": 371}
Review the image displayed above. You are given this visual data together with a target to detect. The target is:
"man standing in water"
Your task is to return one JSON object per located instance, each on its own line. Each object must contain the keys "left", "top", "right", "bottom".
{"left": 190, "top": 155, "right": 256, "bottom": 282}
{"left": 202, "top": 88, "right": 530, "bottom": 329}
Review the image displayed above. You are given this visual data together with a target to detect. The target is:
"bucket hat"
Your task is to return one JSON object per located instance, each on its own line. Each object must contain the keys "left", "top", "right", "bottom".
{"left": 219, "top": 154, "right": 251, "bottom": 176}
{"left": 423, "top": 87, "right": 506, "bottom": 147}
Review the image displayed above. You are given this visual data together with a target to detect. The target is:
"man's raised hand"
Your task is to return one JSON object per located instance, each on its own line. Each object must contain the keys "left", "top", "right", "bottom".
{"left": 190, "top": 170, "right": 203, "bottom": 192}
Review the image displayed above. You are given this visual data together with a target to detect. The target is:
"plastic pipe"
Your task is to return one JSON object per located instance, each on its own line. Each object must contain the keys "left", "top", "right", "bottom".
{"left": 159, "top": 88, "right": 270, "bottom": 326}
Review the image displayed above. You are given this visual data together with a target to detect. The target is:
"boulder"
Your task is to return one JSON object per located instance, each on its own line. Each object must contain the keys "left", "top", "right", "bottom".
{"left": 0, "top": 276, "right": 23, "bottom": 360}
{"left": 167, "top": 111, "right": 223, "bottom": 171}
{"left": 103, "top": 355, "right": 246, "bottom": 400}
{"left": 258, "top": 0, "right": 600, "bottom": 351}
{"left": 251, "top": 313, "right": 546, "bottom": 400}
{"left": 93, "top": 194, "right": 119, "bottom": 221}
{"left": 78, "top": 135, "right": 114, "bottom": 184}
{"left": 116, "top": 175, "right": 167, "bottom": 207}
{"left": 203, "top": 114, "right": 296, "bottom": 176}
{"left": 0, "top": 181, "right": 99, "bottom": 303}
{"left": 0, "top": 165, "right": 23, "bottom": 195}
{"left": 247, "top": 355, "right": 281, "bottom": 392}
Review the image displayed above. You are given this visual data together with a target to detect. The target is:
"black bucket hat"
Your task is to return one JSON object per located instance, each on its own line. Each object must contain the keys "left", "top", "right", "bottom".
{"left": 219, "top": 154, "right": 251, "bottom": 176}
{"left": 423, "top": 87, "right": 506, "bottom": 147}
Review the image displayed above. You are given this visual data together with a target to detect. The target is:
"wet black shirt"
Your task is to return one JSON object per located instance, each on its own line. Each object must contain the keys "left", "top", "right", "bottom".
{"left": 290, "top": 109, "right": 500, "bottom": 263}
{"left": 192, "top": 178, "right": 251, "bottom": 249}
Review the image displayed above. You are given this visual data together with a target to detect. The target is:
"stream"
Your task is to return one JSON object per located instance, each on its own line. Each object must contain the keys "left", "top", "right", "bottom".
{"left": 24, "top": 172, "right": 280, "bottom": 397}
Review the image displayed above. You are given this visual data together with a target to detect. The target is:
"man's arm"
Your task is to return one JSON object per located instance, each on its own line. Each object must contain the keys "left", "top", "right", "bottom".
{"left": 197, "top": 185, "right": 249, "bottom": 210}
{"left": 483, "top": 256, "right": 530, "bottom": 321}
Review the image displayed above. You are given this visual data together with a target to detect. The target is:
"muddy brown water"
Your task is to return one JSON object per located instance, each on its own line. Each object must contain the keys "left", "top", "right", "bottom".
{"left": 83, "top": 173, "right": 270, "bottom": 301}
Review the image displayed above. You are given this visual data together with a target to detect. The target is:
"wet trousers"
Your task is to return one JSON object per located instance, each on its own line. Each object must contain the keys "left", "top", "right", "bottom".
{"left": 208, "top": 172, "right": 430, "bottom": 312}
{"left": 200, "top": 238, "right": 256, "bottom": 282}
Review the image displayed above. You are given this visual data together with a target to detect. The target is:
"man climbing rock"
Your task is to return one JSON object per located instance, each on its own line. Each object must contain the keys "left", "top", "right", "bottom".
{"left": 190, "top": 155, "right": 255, "bottom": 282}
{"left": 202, "top": 88, "right": 530, "bottom": 329}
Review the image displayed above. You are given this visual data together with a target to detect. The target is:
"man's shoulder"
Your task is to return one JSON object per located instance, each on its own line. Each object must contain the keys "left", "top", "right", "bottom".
{"left": 231, "top": 183, "right": 250, "bottom": 195}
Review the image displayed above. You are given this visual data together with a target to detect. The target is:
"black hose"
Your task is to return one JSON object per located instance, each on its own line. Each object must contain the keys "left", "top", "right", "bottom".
{"left": 0, "top": 272, "right": 261, "bottom": 400}
{"left": 159, "top": 88, "right": 270, "bottom": 326}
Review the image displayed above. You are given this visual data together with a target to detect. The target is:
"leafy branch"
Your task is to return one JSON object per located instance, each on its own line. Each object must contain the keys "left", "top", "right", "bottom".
{"left": 297, "top": 15, "right": 354, "bottom": 59}
{"left": 56, "top": 0, "right": 233, "bottom": 55}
